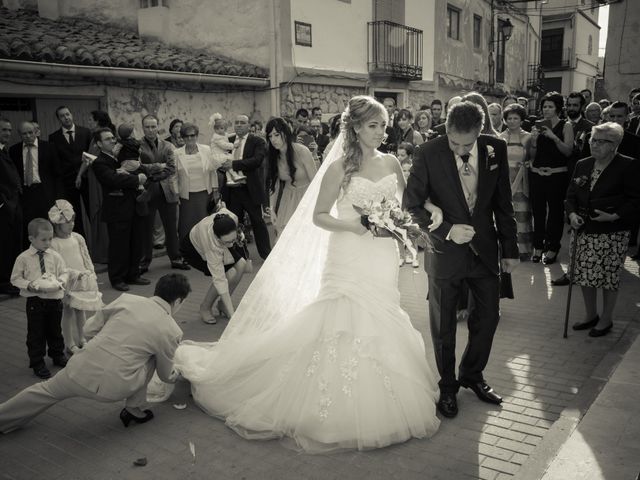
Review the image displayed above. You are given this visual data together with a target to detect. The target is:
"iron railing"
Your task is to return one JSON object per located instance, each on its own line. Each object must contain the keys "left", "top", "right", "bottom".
{"left": 527, "top": 64, "right": 544, "bottom": 90}
{"left": 540, "top": 48, "right": 573, "bottom": 69}
{"left": 367, "top": 21, "right": 423, "bottom": 80}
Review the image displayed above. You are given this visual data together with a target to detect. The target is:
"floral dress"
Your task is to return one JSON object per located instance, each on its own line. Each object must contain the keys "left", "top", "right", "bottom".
{"left": 573, "top": 167, "right": 630, "bottom": 290}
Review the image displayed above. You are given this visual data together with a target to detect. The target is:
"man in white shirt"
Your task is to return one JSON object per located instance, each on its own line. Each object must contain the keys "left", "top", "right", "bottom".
{"left": 9, "top": 122, "right": 62, "bottom": 248}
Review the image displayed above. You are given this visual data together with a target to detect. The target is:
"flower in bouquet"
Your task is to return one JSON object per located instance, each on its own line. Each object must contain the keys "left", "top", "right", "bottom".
{"left": 353, "top": 198, "right": 432, "bottom": 252}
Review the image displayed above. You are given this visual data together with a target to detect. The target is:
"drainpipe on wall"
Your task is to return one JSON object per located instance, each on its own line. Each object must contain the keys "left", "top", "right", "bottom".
{"left": 269, "top": 0, "right": 281, "bottom": 116}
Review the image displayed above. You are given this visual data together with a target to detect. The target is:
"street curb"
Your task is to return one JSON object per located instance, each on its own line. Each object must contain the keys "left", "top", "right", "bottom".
{"left": 516, "top": 322, "right": 640, "bottom": 480}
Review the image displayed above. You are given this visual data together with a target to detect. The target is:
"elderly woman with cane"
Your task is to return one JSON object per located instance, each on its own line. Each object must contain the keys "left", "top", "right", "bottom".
{"left": 567, "top": 122, "right": 640, "bottom": 337}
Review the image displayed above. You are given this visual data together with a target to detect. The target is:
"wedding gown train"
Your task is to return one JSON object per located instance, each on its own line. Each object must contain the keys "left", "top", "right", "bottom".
{"left": 173, "top": 173, "right": 440, "bottom": 453}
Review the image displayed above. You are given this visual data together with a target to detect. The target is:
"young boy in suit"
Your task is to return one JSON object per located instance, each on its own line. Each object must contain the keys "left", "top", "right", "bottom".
{"left": 11, "top": 218, "right": 68, "bottom": 379}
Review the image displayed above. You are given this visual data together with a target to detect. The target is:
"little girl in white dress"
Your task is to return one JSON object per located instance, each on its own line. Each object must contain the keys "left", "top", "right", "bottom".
{"left": 48, "top": 200, "right": 103, "bottom": 354}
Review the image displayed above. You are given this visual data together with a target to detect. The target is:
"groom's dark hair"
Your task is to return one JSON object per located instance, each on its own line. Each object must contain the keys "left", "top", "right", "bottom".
{"left": 446, "top": 102, "right": 484, "bottom": 134}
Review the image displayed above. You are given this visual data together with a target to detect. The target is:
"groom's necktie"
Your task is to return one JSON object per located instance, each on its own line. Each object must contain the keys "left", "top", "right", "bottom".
{"left": 458, "top": 154, "right": 477, "bottom": 214}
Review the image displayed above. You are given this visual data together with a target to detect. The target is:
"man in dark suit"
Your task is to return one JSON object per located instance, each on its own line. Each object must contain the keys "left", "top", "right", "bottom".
{"left": 608, "top": 102, "right": 640, "bottom": 250}
{"left": 406, "top": 102, "right": 519, "bottom": 418}
{"left": 138, "top": 114, "right": 189, "bottom": 273}
{"left": 379, "top": 97, "right": 398, "bottom": 153}
{"left": 9, "top": 121, "right": 63, "bottom": 248}
{"left": 48, "top": 106, "right": 92, "bottom": 236}
{"left": 427, "top": 96, "right": 463, "bottom": 141}
{"left": 551, "top": 94, "right": 594, "bottom": 287}
{"left": 91, "top": 128, "right": 149, "bottom": 292}
{"left": 566, "top": 92, "right": 594, "bottom": 174}
{"left": 608, "top": 102, "right": 640, "bottom": 160}
{"left": 0, "top": 118, "right": 23, "bottom": 296}
{"left": 219, "top": 114, "right": 271, "bottom": 259}
{"left": 310, "top": 117, "right": 330, "bottom": 160}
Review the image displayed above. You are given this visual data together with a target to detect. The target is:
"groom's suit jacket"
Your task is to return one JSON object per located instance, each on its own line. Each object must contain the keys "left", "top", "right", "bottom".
{"left": 406, "top": 134, "right": 518, "bottom": 279}
{"left": 65, "top": 294, "right": 182, "bottom": 401}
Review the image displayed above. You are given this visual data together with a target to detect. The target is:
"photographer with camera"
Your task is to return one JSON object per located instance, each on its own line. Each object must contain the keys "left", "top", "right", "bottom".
{"left": 566, "top": 122, "right": 640, "bottom": 337}
{"left": 528, "top": 92, "right": 575, "bottom": 265}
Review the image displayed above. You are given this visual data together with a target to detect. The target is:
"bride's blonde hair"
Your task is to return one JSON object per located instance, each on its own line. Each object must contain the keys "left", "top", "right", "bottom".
{"left": 341, "top": 95, "right": 388, "bottom": 188}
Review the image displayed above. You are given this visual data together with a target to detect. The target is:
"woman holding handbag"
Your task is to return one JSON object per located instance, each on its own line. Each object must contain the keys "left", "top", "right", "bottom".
{"left": 567, "top": 122, "right": 640, "bottom": 337}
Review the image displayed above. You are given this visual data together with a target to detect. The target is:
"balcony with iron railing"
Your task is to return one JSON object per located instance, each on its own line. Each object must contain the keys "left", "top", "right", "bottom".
{"left": 527, "top": 64, "right": 544, "bottom": 91}
{"left": 540, "top": 48, "right": 574, "bottom": 70}
{"left": 367, "top": 21, "right": 423, "bottom": 81}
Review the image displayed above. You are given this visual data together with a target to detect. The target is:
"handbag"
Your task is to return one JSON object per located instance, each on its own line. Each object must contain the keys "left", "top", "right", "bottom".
{"left": 500, "top": 272, "right": 514, "bottom": 299}
{"left": 588, "top": 194, "right": 623, "bottom": 216}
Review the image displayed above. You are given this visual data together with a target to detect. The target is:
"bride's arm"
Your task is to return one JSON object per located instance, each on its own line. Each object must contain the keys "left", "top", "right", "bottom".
{"left": 313, "top": 161, "right": 368, "bottom": 235}
{"left": 386, "top": 154, "right": 406, "bottom": 203}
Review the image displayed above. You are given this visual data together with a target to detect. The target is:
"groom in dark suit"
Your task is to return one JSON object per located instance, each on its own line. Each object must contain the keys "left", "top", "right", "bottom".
{"left": 406, "top": 101, "right": 519, "bottom": 418}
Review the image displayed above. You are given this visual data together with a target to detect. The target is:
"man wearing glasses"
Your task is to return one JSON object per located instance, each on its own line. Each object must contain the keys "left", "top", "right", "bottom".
{"left": 92, "top": 128, "right": 149, "bottom": 292}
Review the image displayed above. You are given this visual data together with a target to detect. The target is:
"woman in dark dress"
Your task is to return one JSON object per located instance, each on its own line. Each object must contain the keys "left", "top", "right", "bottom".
{"left": 394, "top": 109, "right": 423, "bottom": 146}
{"left": 567, "top": 122, "right": 640, "bottom": 337}
{"left": 528, "top": 92, "right": 574, "bottom": 264}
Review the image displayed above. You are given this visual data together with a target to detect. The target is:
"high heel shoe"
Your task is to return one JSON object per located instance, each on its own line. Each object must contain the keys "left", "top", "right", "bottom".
{"left": 120, "top": 408, "right": 154, "bottom": 427}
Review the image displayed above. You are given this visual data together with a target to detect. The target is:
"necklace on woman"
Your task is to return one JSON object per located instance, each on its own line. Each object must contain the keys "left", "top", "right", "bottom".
{"left": 185, "top": 145, "right": 198, "bottom": 154}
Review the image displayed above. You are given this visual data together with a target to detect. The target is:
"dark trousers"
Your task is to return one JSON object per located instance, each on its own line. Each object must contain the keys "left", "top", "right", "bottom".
{"left": 529, "top": 172, "right": 569, "bottom": 252}
{"left": 0, "top": 205, "right": 22, "bottom": 290}
{"left": 61, "top": 181, "right": 90, "bottom": 237}
{"left": 25, "top": 297, "right": 64, "bottom": 368}
{"left": 141, "top": 185, "right": 180, "bottom": 268}
{"left": 21, "top": 183, "right": 54, "bottom": 249}
{"left": 106, "top": 216, "right": 145, "bottom": 285}
{"left": 428, "top": 255, "right": 500, "bottom": 394}
{"left": 226, "top": 186, "right": 271, "bottom": 259}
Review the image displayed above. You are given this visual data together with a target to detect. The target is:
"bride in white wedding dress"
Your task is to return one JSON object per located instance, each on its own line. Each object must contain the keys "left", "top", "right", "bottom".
{"left": 173, "top": 96, "right": 440, "bottom": 453}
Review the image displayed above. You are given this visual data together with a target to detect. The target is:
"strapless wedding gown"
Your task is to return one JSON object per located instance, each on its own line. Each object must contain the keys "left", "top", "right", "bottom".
{"left": 174, "top": 174, "right": 440, "bottom": 453}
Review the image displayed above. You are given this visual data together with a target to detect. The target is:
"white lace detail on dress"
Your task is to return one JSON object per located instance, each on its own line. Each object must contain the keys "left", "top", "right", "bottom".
{"left": 342, "top": 174, "right": 397, "bottom": 209}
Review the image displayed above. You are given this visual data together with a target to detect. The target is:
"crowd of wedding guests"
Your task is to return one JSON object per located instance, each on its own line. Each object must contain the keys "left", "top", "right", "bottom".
{"left": 1, "top": 86, "right": 639, "bottom": 379}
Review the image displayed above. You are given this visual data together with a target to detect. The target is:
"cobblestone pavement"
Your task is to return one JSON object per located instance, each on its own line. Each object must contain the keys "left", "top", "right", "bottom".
{"left": 0, "top": 239, "right": 638, "bottom": 480}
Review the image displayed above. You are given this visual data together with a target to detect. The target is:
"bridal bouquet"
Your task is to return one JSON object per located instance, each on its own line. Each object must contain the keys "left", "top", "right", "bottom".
{"left": 353, "top": 198, "right": 428, "bottom": 252}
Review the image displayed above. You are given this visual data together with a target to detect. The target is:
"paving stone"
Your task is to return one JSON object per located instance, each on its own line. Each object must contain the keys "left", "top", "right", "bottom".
{"left": 0, "top": 247, "right": 637, "bottom": 479}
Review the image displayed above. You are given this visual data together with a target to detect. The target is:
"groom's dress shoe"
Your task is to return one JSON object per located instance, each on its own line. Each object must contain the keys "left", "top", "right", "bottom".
{"left": 459, "top": 379, "right": 503, "bottom": 405}
{"left": 551, "top": 274, "right": 570, "bottom": 286}
{"left": 572, "top": 316, "right": 599, "bottom": 331}
{"left": 437, "top": 393, "right": 458, "bottom": 418}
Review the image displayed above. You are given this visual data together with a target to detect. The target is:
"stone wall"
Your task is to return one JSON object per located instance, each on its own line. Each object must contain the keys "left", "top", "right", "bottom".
{"left": 407, "top": 89, "right": 438, "bottom": 113}
{"left": 105, "top": 85, "right": 270, "bottom": 139}
{"left": 280, "top": 83, "right": 366, "bottom": 117}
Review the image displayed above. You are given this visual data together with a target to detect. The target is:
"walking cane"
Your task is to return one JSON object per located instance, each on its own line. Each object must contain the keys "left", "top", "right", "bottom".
{"left": 563, "top": 214, "right": 584, "bottom": 338}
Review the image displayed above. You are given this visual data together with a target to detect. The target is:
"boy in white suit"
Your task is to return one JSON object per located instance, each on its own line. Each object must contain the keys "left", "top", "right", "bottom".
{"left": 0, "top": 273, "right": 191, "bottom": 433}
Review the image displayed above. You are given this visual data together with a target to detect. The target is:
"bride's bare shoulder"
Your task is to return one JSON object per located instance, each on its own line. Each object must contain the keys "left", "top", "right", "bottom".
{"left": 323, "top": 158, "right": 346, "bottom": 180}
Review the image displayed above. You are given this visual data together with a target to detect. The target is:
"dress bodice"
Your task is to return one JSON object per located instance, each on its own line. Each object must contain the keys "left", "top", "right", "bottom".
{"left": 336, "top": 173, "right": 398, "bottom": 221}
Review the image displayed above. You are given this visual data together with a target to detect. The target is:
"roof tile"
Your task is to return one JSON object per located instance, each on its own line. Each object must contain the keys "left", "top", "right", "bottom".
{"left": 0, "top": 7, "right": 268, "bottom": 79}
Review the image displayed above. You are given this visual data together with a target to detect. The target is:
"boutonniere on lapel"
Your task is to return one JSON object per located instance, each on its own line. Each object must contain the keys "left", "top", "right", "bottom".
{"left": 486, "top": 145, "right": 496, "bottom": 170}
{"left": 573, "top": 174, "right": 589, "bottom": 188}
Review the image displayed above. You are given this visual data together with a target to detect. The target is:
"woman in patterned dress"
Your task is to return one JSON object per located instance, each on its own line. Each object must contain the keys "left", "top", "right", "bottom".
{"left": 567, "top": 122, "right": 640, "bottom": 337}
{"left": 499, "top": 104, "right": 533, "bottom": 259}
